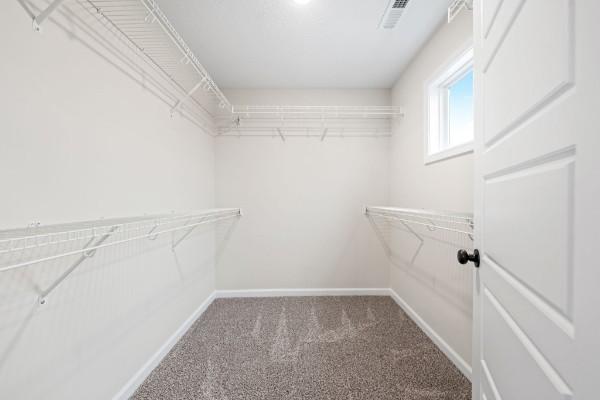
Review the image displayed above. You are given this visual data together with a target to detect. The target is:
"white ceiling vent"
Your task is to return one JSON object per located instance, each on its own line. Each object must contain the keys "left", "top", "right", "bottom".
{"left": 378, "top": 0, "right": 411, "bottom": 29}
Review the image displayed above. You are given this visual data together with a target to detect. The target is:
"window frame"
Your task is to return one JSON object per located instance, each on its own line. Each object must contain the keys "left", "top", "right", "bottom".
{"left": 424, "top": 44, "right": 474, "bottom": 165}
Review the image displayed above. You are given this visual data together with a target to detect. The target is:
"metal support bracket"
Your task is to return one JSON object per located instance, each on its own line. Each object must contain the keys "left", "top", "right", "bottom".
{"left": 171, "top": 217, "right": 201, "bottom": 250}
{"left": 467, "top": 218, "right": 474, "bottom": 242}
{"left": 276, "top": 128, "right": 286, "bottom": 142}
{"left": 425, "top": 218, "right": 437, "bottom": 232}
{"left": 365, "top": 208, "right": 425, "bottom": 265}
{"left": 448, "top": 0, "right": 473, "bottom": 23}
{"left": 144, "top": 3, "right": 158, "bottom": 24}
{"left": 147, "top": 225, "right": 160, "bottom": 241}
{"left": 32, "top": 0, "right": 67, "bottom": 32}
{"left": 367, "top": 216, "right": 393, "bottom": 257}
{"left": 170, "top": 80, "right": 204, "bottom": 117}
{"left": 320, "top": 128, "right": 329, "bottom": 142}
{"left": 399, "top": 221, "right": 425, "bottom": 265}
{"left": 38, "top": 226, "right": 118, "bottom": 305}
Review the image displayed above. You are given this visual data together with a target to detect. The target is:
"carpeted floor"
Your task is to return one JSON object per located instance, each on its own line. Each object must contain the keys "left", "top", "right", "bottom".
{"left": 132, "top": 296, "right": 471, "bottom": 400}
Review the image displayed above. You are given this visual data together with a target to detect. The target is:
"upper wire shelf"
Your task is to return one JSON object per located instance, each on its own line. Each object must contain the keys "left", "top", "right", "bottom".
{"left": 229, "top": 105, "right": 404, "bottom": 117}
{"left": 217, "top": 106, "right": 403, "bottom": 139}
{"left": 87, "top": 0, "right": 230, "bottom": 109}
{"left": 365, "top": 206, "right": 474, "bottom": 239}
{"left": 31, "top": 1, "right": 403, "bottom": 139}
{"left": 29, "top": 0, "right": 233, "bottom": 132}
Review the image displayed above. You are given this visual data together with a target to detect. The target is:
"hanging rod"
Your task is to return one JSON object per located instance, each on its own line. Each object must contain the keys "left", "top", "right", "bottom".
{"left": 365, "top": 206, "right": 474, "bottom": 239}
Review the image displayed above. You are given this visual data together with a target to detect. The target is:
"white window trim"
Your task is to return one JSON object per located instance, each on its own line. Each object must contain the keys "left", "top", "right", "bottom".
{"left": 424, "top": 43, "right": 474, "bottom": 165}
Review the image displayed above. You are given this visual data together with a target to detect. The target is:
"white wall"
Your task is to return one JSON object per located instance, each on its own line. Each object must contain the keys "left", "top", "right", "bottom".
{"left": 0, "top": 1, "right": 217, "bottom": 399}
{"left": 215, "top": 89, "right": 390, "bottom": 290}
{"left": 388, "top": 11, "right": 474, "bottom": 374}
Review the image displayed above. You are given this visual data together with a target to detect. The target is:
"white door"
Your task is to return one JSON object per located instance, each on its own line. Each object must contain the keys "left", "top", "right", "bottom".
{"left": 471, "top": 0, "right": 600, "bottom": 399}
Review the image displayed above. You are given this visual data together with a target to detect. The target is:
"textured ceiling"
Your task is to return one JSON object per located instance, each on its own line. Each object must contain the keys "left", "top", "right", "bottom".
{"left": 156, "top": 0, "right": 451, "bottom": 89}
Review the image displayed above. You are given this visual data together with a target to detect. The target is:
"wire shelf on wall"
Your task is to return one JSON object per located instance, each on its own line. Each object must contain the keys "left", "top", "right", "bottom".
{"left": 0, "top": 208, "right": 241, "bottom": 304}
{"left": 32, "top": 0, "right": 230, "bottom": 132}
{"left": 365, "top": 206, "right": 474, "bottom": 270}
{"left": 87, "top": 0, "right": 230, "bottom": 111}
{"left": 229, "top": 105, "right": 403, "bottom": 117}
{"left": 216, "top": 106, "right": 404, "bottom": 139}
{"left": 31, "top": 1, "right": 404, "bottom": 139}
{"left": 365, "top": 206, "right": 474, "bottom": 239}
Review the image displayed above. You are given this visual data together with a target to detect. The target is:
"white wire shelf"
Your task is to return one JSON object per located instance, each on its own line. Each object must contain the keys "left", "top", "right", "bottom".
{"left": 365, "top": 206, "right": 474, "bottom": 239}
{"left": 89, "top": 0, "right": 230, "bottom": 109}
{"left": 0, "top": 208, "right": 241, "bottom": 303}
{"left": 448, "top": 0, "right": 473, "bottom": 23}
{"left": 32, "top": 2, "right": 404, "bottom": 139}
{"left": 217, "top": 106, "right": 403, "bottom": 139}
{"left": 229, "top": 105, "right": 404, "bottom": 117}
{"left": 32, "top": 0, "right": 231, "bottom": 130}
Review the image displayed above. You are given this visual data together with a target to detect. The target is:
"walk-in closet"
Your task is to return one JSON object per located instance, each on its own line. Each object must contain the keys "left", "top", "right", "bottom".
{"left": 1, "top": 0, "right": 599, "bottom": 399}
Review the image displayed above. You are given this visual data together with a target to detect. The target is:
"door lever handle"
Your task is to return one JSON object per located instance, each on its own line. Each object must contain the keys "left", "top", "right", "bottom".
{"left": 457, "top": 249, "right": 480, "bottom": 268}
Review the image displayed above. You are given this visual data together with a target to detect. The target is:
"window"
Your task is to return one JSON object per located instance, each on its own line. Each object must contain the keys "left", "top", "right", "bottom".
{"left": 425, "top": 47, "right": 474, "bottom": 164}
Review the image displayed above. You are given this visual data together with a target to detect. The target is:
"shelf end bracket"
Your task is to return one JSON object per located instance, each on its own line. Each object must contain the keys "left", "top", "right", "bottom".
{"left": 32, "top": 0, "right": 67, "bottom": 32}
{"left": 38, "top": 225, "right": 118, "bottom": 305}
{"left": 170, "top": 80, "right": 204, "bottom": 117}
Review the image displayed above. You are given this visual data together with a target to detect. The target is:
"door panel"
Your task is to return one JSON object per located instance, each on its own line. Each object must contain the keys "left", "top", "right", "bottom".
{"left": 483, "top": 0, "right": 573, "bottom": 145}
{"left": 473, "top": 0, "right": 599, "bottom": 398}
{"left": 480, "top": 0, "right": 524, "bottom": 69}
{"left": 480, "top": 367, "right": 498, "bottom": 400}
{"left": 482, "top": 259, "right": 574, "bottom": 384}
{"left": 481, "top": 0, "right": 502, "bottom": 39}
{"left": 483, "top": 152, "right": 574, "bottom": 316}
{"left": 482, "top": 289, "right": 572, "bottom": 399}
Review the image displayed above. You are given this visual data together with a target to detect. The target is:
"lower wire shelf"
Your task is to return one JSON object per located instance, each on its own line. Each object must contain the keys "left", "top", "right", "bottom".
{"left": 0, "top": 208, "right": 242, "bottom": 303}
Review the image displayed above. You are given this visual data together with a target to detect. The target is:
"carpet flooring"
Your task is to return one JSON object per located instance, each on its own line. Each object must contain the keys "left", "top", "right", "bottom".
{"left": 132, "top": 296, "right": 471, "bottom": 399}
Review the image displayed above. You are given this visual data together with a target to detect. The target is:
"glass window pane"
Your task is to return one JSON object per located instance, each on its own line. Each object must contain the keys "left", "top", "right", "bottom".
{"left": 448, "top": 69, "right": 473, "bottom": 147}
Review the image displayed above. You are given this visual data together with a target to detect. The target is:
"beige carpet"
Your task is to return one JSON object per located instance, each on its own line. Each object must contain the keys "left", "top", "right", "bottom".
{"left": 133, "top": 296, "right": 471, "bottom": 399}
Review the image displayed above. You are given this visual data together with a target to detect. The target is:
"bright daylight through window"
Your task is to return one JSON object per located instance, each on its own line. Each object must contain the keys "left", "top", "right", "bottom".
{"left": 425, "top": 47, "right": 474, "bottom": 163}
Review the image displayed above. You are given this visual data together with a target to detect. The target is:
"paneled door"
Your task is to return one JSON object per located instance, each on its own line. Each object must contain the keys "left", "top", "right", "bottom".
{"left": 471, "top": 0, "right": 600, "bottom": 399}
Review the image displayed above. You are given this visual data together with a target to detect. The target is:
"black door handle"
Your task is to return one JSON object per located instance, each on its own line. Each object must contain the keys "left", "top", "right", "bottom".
{"left": 457, "top": 249, "right": 480, "bottom": 268}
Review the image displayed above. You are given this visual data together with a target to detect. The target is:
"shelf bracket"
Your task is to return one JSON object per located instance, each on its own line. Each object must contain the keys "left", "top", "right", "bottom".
{"left": 171, "top": 217, "right": 202, "bottom": 250}
{"left": 276, "top": 128, "right": 286, "bottom": 142}
{"left": 32, "top": 0, "right": 67, "bottom": 32}
{"left": 144, "top": 6, "right": 158, "bottom": 23}
{"left": 170, "top": 80, "right": 204, "bottom": 117}
{"left": 468, "top": 218, "right": 474, "bottom": 241}
{"left": 365, "top": 210, "right": 424, "bottom": 265}
{"left": 448, "top": 0, "right": 473, "bottom": 23}
{"left": 38, "top": 226, "right": 119, "bottom": 305}
{"left": 147, "top": 224, "right": 160, "bottom": 241}
{"left": 399, "top": 221, "right": 425, "bottom": 265}
{"left": 320, "top": 128, "right": 329, "bottom": 142}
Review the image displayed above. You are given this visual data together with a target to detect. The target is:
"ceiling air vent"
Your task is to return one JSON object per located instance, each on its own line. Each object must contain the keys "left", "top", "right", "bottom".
{"left": 378, "top": 0, "right": 411, "bottom": 29}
